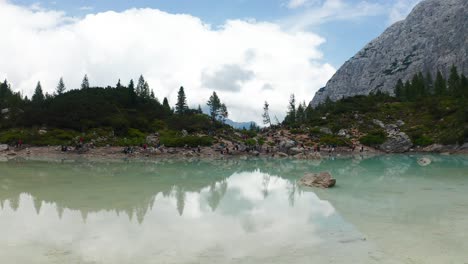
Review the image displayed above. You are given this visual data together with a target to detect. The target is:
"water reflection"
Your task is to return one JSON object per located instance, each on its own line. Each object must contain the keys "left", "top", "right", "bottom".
{"left": 0, "top": 155, "right": 467, "bottom": 263}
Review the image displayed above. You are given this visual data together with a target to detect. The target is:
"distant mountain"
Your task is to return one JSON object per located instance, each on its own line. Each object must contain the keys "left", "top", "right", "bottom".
{"left": 225, "top": 119, "right": 256, "bottom": 129}
{"left": 311, "top": 0, "right": 468, "bottom": 107}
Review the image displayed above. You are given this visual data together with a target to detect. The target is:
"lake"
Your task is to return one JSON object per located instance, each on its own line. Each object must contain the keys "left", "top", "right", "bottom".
{"left": 0, "top": 155, "right": 467, "bottom": 264}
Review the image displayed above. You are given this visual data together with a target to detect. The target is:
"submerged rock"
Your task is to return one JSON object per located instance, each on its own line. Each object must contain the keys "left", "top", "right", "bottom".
{"left": 418, "top": 157, "right": 432, "bottom": 166}
{"left": 299, "top": 172, "right": 336, "bottom": 188}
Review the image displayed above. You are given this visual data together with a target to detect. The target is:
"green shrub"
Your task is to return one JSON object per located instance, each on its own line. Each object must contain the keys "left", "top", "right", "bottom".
{"left": 245, "top": 138, "right": 256, "bottom": 146}
{"left": 320, "top": 135, "right": 350, "bottom": 146}
{"left": 360, "top": 130, "right": 386, "bottom": 146}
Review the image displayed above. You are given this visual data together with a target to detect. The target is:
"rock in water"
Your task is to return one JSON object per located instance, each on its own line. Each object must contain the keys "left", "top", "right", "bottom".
{"left": 0, "top": 144, "right": 9, "bottom": 152}
{"left": 311, "top": 0, "right": 468, "bottom": 107}
{"left": 299, "top": 172, "right": 336, "bottom": 188}
{"left": 418, "top": 157, "right": 432, "bottom": 166}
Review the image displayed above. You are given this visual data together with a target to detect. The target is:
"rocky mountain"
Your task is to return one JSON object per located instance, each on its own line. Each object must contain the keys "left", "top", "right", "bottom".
{"left": 311, "top": 0, "right": 468, "bottom": 107}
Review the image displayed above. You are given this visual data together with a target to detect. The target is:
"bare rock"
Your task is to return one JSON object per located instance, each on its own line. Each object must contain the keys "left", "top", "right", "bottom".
{"left": 320, "top": 127, "right": 333, "bottom": 135}
{"left": 0, "top": 144, "right": 9, "bottom": 152}
{"left": 289, "top": 147, "right": 304, "bottom": 155}
{"left": 311, "top": 0, "right": 468, "bottom": 107}
{"left": 299, "top": 172, "right": 336, "bottom": 188}
{"left": 373, "top": 119, "right": 385, "bottom": 128}
{"left": 276, "top": 152, "right": 289, "bottom": 158}
{"left": 279, "top": 140, "right": 296, "bottom": 153}
{"left": 380, "top": 132, "right": 413, "bottom": 153}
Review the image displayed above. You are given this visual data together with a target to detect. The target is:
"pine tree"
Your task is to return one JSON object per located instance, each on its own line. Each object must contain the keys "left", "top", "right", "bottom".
{"left": 175, "top": 86, "right": 188, "bottom": 114}
{"left": 461, "top": 74, "right": 468, "bottom": 98}
{"left": 32, "top": 81, "right": 45, "bottom": 104}
{"left": 81, "top": 74, "right": 90, "bottom": 89}
{"left": 296, "top": 102, "right": 305, "bottom": 123}
{"left": 285, "top": 94, "right": 296, "bottom": 124}
{"left": 116, "top": 79, "right": 122, "bottom": 89}
{"left": 448, "top": 65, "right": 461, "bottom": 96}
{"left": 128, "top": 79, "right": 136, "bottom": 105}
{"left": 403, "top": 80, "right": 411, "bottom": 101}
{"left": 197, "top": 105, "right": 203, "bottom": 114}
{"left": 434, "top": 70, "right": 447, "bottom": 96}
{"left": 55, "top": 77, "right": 66, "bottom": 95}
{"left": 207, "top": 91, "right": 221, "bottom": 121}
{"left": 262, "top": 101, "right": 271, "bottom": 126}
{"left": 424, "top": 72, "right": 434, "bottom": 95}
{"left": 219, "top": 103, "right": 228, "bottom": 123}
{"left": 136, "top": 75, "right": 150, "bottom": 99}
{"left": 395, "top": 79, "right": 404, "bottom": 100}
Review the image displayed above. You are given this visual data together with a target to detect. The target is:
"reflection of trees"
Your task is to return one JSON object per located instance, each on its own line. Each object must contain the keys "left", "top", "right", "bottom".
{"left": 2, "top": 154, "right": 452, "bottom": 222}
{"left": 206, "top": 180, "right": 228, "bottom": 212}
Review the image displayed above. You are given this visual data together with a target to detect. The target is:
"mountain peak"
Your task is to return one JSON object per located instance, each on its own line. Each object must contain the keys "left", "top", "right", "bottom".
{"left": 311, "top": 0, "right": 468, "bottom": 107}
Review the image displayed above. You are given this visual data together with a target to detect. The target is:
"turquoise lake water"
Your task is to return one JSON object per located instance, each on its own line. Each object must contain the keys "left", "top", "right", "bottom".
{"left": 0, "top": 155, "right": 467, "bottom": 264}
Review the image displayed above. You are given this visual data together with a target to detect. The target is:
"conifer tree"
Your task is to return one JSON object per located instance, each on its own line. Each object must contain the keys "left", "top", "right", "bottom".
{"left": 175, "top": 86, "right": 188, "bottom": 114}
{"left": 219, "top": 103, "right": 228, "bottom": 123}
{"left": 81, "top": 74, "right": 90, "bottom": 89}
{"left": 448, "top": 65, "right": 461, "bottom": 95}
{"left": 434, "top": 70, "right": 447, "bottom": 96}
{"left": 207, "top": 91, "right": 221, "bottom": 121}
{"left": 424, "top": 72, "right": 434, "bottom": 95}
{"left": 128, "top": 79, "right": 136, "bottom": 105}
{"left": 116, "top": 79, "right": 122, "bottom": 89}
{"left": 32, "top": 81, "right": 45, "bottom": 104}
{"left": 262, "top": 101, "right": 271, "bottom": 126}
{"left": 395, "top": 79, "right": 404, "bottom": 100}
{"left": 56, "top": 77, "right": 66, "bottom": 95}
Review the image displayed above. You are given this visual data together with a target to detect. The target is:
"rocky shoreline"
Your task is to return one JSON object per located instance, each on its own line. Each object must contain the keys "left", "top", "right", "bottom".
{"left": 0, "top": 143, "right": 466, "bottom": 162}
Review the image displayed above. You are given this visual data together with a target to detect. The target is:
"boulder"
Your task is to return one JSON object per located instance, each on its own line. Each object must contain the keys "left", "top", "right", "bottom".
{"left": 299, "top": 172, "right": 336, "bottom": 188}
{"left": 181, "top": 130, "right": 188, "bottom": 137}
{"left": 320, "top": 127, "right": 333, "bottom": 135}
{"left": 294, "top": 153, "right": 307, "bottom": 159}
{"left": 289, "top": 147, "right": 304, "bottom": 155}
{"left": 276, "top": 152, "right": 289, "bottom": 158}
{"left": 423, "top": 144, "right": 444, "bottom": 152}
{"left": 337, "top": 129, "right": 349, "bottom": 137}
{"left": 0, "top": 144, "right": 9, "bottom": 152}
{"left": 396, "top": 120, "right": 405, "bottom": 127}
{"left": 279, "top": 140, "right": 296, "bottom": 153}
{"left": 417, "top": 157, "right": 432, "bottom": 166}
{"left": 458, "top": 143, "right": 468, "bottom": 150}
{"left": 146, "top": 134, "right": 159, "bottom": 145}
{"left": 380, "top": 132, "right": 413, "bottom": 153}
{"left": 373, "top": 119, "right": 385, "bottom": 128}
{"left": 38, "top": 129, "right": 47, "bottom": 135}
{"left": 251, "top": 151, "right": 260, "bottom": 157}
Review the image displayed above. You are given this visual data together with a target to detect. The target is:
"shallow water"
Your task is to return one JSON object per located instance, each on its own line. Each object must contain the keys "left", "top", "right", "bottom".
{"left": 0, "top": 155, "right": 467, "bottom": 264}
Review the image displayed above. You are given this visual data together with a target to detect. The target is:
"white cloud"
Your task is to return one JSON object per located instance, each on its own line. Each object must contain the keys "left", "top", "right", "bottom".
{"left": 79, "top": 6, "right": 94, "bottom": 11}
{"left": 288, "top": 0, "right": 312, "bottom": 9}
{"left": 283, "top": 0, "right": 384, "bottom": 30}
{"left": 0, "top": 0, "right": 335, "bottom": 123}
{"left": 388, "top": 0, "right": 422, "bottom": 24}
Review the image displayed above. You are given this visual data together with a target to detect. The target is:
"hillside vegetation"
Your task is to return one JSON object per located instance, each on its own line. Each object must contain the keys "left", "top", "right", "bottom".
{"left": 283, "top": 66, "right": 468, "bottom": 147}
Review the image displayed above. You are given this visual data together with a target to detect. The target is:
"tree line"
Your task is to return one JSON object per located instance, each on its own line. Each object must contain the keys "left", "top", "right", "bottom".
{"left": 0, "top": 74, "right": 230, "bottom": 134}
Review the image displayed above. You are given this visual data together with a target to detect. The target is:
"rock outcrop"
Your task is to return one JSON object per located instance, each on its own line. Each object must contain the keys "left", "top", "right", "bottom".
{"left": 299, "top": 172, "right": 336, "bottom": 188}
{"left": 311, "top": 0, "right": 468, "bottom": 107}
{"left": 380, "top": 132, "right": 413, "bottom": 153}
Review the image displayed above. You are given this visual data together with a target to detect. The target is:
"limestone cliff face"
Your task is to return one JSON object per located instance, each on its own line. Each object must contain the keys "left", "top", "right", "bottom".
{"left": 311, "top": 0, "right": 468, "bottom": 107}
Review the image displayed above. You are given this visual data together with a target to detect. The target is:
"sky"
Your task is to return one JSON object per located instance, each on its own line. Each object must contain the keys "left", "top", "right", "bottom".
{"left": 0, "top": 0, "right": 422, "bottom": 123}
